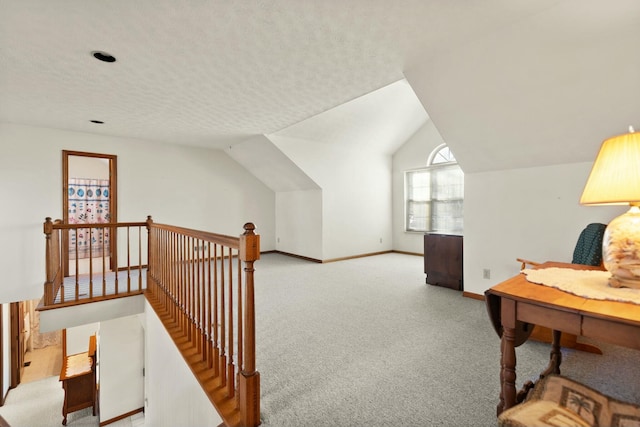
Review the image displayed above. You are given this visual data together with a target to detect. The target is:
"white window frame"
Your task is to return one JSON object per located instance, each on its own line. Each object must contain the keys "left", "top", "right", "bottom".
{"left": 404, "top": 144, "right": 464, "bottom": 234}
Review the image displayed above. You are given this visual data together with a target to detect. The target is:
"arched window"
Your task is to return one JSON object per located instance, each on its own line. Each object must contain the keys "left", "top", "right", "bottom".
{"left": 405, "top": 144, "right": 464, "bottom": 233}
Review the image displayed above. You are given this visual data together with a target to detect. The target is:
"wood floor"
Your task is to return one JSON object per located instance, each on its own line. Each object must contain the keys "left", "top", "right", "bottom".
{"left": 21, "top": 344, "right": 63, "bottom": 383}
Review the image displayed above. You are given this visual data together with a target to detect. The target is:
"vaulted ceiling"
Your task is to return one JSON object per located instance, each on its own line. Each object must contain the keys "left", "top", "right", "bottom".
{"left": 1, "top": 1, "right": 639, "bottom": 173}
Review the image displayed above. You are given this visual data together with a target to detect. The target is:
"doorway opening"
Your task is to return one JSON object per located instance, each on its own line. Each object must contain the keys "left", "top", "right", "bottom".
{"left": 18, "top": 300, "right": 62, "bottom": 384}
{"left": 62, "top": 151, "right": 117, "bottom": 278}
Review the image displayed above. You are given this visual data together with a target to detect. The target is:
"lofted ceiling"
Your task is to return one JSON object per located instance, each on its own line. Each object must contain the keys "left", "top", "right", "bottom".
{"left": 1, "top": 1, "right": 639, "bottom": 173}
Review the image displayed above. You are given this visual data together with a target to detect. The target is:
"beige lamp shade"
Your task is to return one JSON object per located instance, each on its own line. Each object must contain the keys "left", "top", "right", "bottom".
{"left": 580, "top": 128, "right": 640, "bottom": 289}
{"left": 580, "top": 130, "right": 640, "bottom": 205}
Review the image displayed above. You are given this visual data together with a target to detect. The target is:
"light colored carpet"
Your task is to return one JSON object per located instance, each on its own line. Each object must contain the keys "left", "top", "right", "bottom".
{"left": 58, "top": 269, "right": 146, "bottom": 303}
{"left": 0, "top": 374, "right": 144, "bottom": 427}
{"left": 254, "top": 253, "right": 640, "bottom": 427}
{"left": 0, "top": 375, "right": 97, "bottom": 427}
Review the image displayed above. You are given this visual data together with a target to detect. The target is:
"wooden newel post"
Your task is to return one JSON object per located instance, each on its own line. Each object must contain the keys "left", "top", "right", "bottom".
{"left": 238, "top": 223, "right": 260, "bottom": 427}
{"left": 44, "top": 217, "right": 54, "bottom": 305}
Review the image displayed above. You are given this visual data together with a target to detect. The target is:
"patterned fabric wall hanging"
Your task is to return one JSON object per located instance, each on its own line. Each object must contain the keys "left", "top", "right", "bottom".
{"left": 68, "top": 177, "right": 110, "bottom": 259}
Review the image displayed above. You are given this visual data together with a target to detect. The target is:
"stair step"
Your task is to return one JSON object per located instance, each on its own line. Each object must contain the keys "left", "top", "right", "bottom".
{"left": 145, "top": 292, "right": 242, "bottom": 427}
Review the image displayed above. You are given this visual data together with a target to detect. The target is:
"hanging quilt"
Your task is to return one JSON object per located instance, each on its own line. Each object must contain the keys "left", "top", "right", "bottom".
{"left": 68, "top": 178, "right": 110, "bottom": 259}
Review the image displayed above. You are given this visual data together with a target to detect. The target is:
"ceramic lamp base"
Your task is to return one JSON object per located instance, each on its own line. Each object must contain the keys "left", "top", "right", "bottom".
{"left": 603, "top": 205, "right": 640, "bottom": 289}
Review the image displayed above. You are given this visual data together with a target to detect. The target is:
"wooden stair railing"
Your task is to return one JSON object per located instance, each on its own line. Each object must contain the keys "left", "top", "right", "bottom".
{"left": 145, "top": 218, "right": 261, "bottom": 427}
{"left": 41, "top": 217, "right": 148, "bottom": 308}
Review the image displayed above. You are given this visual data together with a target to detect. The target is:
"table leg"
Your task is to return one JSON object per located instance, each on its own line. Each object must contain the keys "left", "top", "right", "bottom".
{"left": 498, "top": 325, "right": 517, "bottom": 415}
{"left": 540, "top": 329, "right": 562, "bottom": 378}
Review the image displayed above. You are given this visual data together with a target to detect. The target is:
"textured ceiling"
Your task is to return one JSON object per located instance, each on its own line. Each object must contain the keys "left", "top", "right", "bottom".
{"left": 1, "top": 0, "right": 638, "bottom": 174}
{"left": 0, "top": 0, "right": 559, "bottom": 150}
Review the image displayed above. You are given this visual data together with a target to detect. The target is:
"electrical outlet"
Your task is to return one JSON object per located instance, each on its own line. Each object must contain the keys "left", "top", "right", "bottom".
{"left": 483, "top": 269, "right": 491, "bottom": 279}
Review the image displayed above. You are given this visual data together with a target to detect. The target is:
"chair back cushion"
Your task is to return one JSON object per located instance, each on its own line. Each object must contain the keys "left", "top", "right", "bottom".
{"left": 572, "top": 223, "right": 607, "bottom": 266}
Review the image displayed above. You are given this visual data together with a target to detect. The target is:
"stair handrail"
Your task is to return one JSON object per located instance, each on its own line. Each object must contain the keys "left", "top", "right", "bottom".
{"left": 145, "top": 218, "right": 261, "bottom": 427}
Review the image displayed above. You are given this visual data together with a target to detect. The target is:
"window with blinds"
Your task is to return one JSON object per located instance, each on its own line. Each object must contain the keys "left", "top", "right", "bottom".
{"left": 405, "top": 144, "right": 464, "bottom": 233}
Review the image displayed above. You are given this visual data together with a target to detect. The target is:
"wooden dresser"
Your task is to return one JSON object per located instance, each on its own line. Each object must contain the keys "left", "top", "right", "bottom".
{"left": 59, "top": 335, "right": 97, "bottom": 425}
{"left": 423, "top": 233, "right": 463, "bottom": 291}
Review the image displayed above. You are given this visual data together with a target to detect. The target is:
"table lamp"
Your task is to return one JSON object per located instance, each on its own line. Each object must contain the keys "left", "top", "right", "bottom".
{"left": 580, "top": 126, "right": 640, "bottom": 288}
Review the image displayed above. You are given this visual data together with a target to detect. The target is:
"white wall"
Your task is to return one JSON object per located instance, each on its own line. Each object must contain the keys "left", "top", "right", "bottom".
{"left": 144, "top": 300, "right": 221, "bottom": 427}
{"left": 68, "top": 156, "right": 110, "bottom": 180}
{"left": 391, "top": 121, "right": 447, "bottom": 254}
{"left": 99, "top": 314, "right": 144, "bottom": 423}
{"left": 66, "top": 322, "right": 99, "bottom": 356}
{"left": 463, "top": 162, "right": 626, "bottom": 296}
{"left": 0, "top": 122, "right": 275, "bottom": 304}
{"left": 272, "top": 137, "right": 392, "bottom": 260}
{"left": 275, "top": 190, "right": 323, "bottom": 259}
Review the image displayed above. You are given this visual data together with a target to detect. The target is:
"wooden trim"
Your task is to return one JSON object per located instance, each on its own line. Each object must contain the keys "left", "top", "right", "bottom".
{"left": 151, "top": 222, "right": 240, "bottom": 249}
{"left": 322, "top": 250, "right": 393, "bottom": 263}
{"left": 9, "top": 303, "right": 21, "bottom": 390}
{"left": 99, "top": 407, "right": 144, "bottom": 426}
{"left": 274, "top": 250, "right": 422, "bottom": 263}
{"left": 36, "top": 291, "right": 144, "bottom": 312}
{"left": 391, "top": 250, "right": 423, "bottom": 257}
{"left": 62, "top": 329, "right": 67, "bottom": 358}
{"left": 463, "top": 291, "right": 484, "bottom": 301}
{"left": 272, "top": 251, "right": 322, "bottom": 263}
{"left": 0, "top": 414, "right": 10, "bottom": 427}
{"left": 62, "top": 150, "right": 118, "bottom": 276}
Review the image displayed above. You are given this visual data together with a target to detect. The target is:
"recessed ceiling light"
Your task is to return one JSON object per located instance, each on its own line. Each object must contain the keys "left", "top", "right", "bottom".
{"left": 91, "top": 51, "right": 116, "bottom": 63}
{"left": 90, "top": 120, "right": 104, "bottom": 124}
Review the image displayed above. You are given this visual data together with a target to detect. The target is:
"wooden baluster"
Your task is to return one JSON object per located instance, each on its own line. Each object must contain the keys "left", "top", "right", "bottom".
{"left": 74, "top": 228, "right": 79, "bottom": 302}
{"left": 213, "top": 244, "right": 219, "bottom": 376}
{"left": 185, "top": 234, "right": 190, "bottom": 339}
{"left": 185, "top": 234, "right": 191, "bottom": 338}
{"left": 102, "top": 227, "right": 106, "bottom": 297}
{"left": 138, "top": 225, "right": 142, "bottom": 291}
{"left": 175, "top": 234, "right": 181, "bottom": 329}
{"left": 174, "top": 231, "right": 179, "bottom": 322}
{"left": 194, "top": 238, "right": 199, "bottom": 348}
{"left": 237, "top": 254, "right": 243, "bottom": 374}
{"left": 194, "top": 238, "right": 199, "bottom": 349}
{"left": 207, "top": 242, "right": 213, "bottom": 369}
{"left": 114, "top": 228, "right": 119, "bottom": 294}
{"left": 162, "top": 229, "right": 166, "bottom": 304}
{"left": 127, "top": 226, "right": 131, "bottom": 293}
{"left": 227, "top": 247, "right": 235, "bottom": 398}
{"left": 200, "top": 238, "right": 205, "bottom": 353}
{"left": 219, "top": 245, "right": 226, "bottom": 387}
{"left": 89, "top": 226, "right": 94, "bottom": 299}
{"left": 171, "top": 232, "right": 176, "bottom": 323}
{"left": 180, "top": 234, "right": 186, "bottom": 334}
{"left": 89, "top": 227, "right": 93, "bottom": 300}
{"left": 167, "top": 230, "right": 172, "bottom": 317}
{"left": 156, "top": 228, "right": 161, "bottom": 298}
{"left": 195, "top": 238, "right": 201, "bottom": 353}
{"left": 189, "top": 236, "right": 194, "bottom": 346}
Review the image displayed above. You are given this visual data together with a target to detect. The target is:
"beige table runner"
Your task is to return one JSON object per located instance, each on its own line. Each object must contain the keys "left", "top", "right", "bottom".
{"left": 523, "top": 267, "right": 640, "bottom": 305}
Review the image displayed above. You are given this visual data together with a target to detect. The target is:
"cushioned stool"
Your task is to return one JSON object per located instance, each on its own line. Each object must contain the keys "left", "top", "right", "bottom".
{"left": 498, "top": 375, "right": 640, "bottom": 427}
